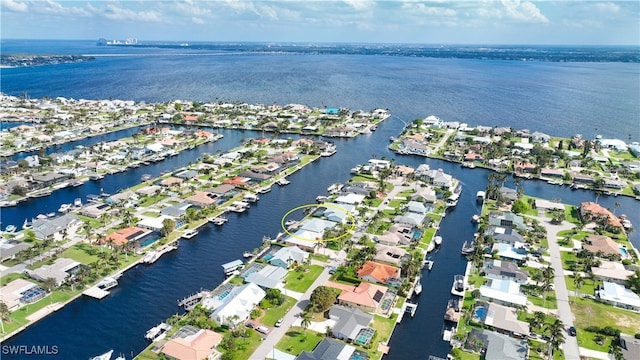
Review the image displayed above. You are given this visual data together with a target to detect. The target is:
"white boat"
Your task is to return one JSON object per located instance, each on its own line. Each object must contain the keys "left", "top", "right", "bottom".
{"left": 320, "top": 147, "right": 337, "bottom": 157}
{"left": 423, "top": 260, "right": 434, "bottom": 270}
{"left": 145, "top": 323, "right": 171, "bottom": 341}
{"left": 243, "top": 193, "right": 259, "bottom": 203}
{"left": 243, "top": 251, "right": 254, "bottom": 258}
{"left": 58, "top": 203, "right": 72, "bottom": 213}
{"left": 22, "top": 218, "right": 33, "bottom": 230}
{"left": 327, "top": 183, "right": 343, "bottom": 194}
{"left": 229, "top": 201, "right": 249, "bottom": 213}
{"left": 414, "top": 279, "right": 422, "bottom": 295}
{"left": 89, "top": 350, "right": 113, "bottom": 360}
{"left": 434, "top": 236, "right": 442, "bottom": 246}
{"left": 74, "top": 198, "right": 83, "bottom": 207}
{"left": 182, "top": 228, "right": 199, "bottom": 239}
{"left": 316, "top": 195, "right": 328, "bottom": 203}
{"left": 4, "top": 224, "right": 17, "bottom": 233}
{"left": 257, "top": 185, "right": 272, "bottom": 194}
{"left": 461, "top": 241, "right": 474, "bottom": 256}
{"left": 141, "top": 174, "right": 152, "bottom": 181}
{"left": 96, "top": 276, "right": 118, "bottom": 291}
{"left": 276, "top": 177, "right": 290, "bottom": 186}
{"left": 451, "top": 275, "right": 465, "bottom": 297}
{"left": 209, "top": 216, "right": 228, "bottom": 225}
{"left": 142, "top": 250, "right": 159, "bottom": 264}
{"left": 471, "top": 214, "right": 480, "bottom": 223}
{"left": 46, "top": 212, "right": 56, "bottom": 218}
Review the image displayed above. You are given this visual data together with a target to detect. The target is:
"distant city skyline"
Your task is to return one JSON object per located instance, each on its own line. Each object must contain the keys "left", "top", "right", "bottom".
{"left": 1, "top": 0, "right": 639, "bottom": 45}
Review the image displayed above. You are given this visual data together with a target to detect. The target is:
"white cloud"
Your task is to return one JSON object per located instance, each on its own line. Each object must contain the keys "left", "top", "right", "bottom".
{"left": 595, "top": 2, "right": 620, "bottom": 13}
{"left": 500, "top": 0, "right": 549, "bottom": 23}
{"left": 103, "top": 3, "right": 162, "bottom": 22}
{"left": 344, "top": 0, "right": 373, "bottom": 11}
{"left": 401, "top": 2, "right": 457, "bottom": 17}
{"left": 192, "top": 17, "right": 205, "bottom": 25}
{"left": 1, "top": 0, "right": 28, "bottom": 12}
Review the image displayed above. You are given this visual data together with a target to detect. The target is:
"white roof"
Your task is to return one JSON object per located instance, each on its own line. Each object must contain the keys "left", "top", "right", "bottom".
{"left": 335, "top": 193, "right": 365, "bottom": 205}
{"left": 480, "top": 279, "right": 527, "bottom": 306}
{"left": 600, "top": 282, "right": 640, "bottom": 308}
{"left": 206, "top": 283, "right": 266, "bottom": 324}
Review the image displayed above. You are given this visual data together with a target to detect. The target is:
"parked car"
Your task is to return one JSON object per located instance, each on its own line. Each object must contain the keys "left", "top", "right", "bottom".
{"left": 275, "top": 318, "right": 284, "bottom": 327}
{"left": 256, "top": 325, "right": 269, "bottom": 334}
{"left": 245, "top": 322, "right": 254, "bottom": 329}
{"left": 328, "top": 266, "right": 336, "bottom": 275}
{"left": 568, "top": 326, "right": 577, "bottom": 336}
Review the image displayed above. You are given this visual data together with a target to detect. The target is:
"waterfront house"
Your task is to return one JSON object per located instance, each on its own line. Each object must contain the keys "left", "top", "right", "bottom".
{"left": 203, "top": 283, "right": 266, "bottom": 325}
{"left": 79, "top": 202, "right": 110, "bottom": 218}
{"left": 466, "top": 330, "right": 528, "bottom": 360}
{"left": 160, "top": 202, "right": 193, "bottom": 218}
{"left": 137, "top": 215, "right": 176, "bottom": 232}
{"left": 492, "top": 243, "right": 528, "bottom": 265}
{"left": 393, "top": 212, "right": 425, "bottom": 227}
{"left": 269, "top": 246, "right": 309, "bottom": 268}
{"left": 481, "top": 303, "right": 530, "bottom": 337}
{"left": 327, "top": 281, "right": 390, "bottom": 314}
{"left": 540, "top": 168, "right": 565, "bottom": 178}
{"left": 421, "top": 168, "right": 454, "bottom": 189}
{"left": 160, "top": 177, "right": 184, "bottom": 187}
{"left": 101, "top": 227, "right": 151, "bottom": 247}
{"left": 374, "top": 244, "right": 409, "bottom": 266}
{"left": 245, "top": 265, "right": 288, "bottom": 289}
{"left": 209, "top": 184, "right": 236, "bottom": 197}
{"left": 185, "top": 191, "right": 217, "bottom": 207}
{"left": 299, "top": 218, "right": 337, "bottom": 235}
{"left": 322, "top": 203, "right": 356, "bottom": 223}
{"left": 174, "top": 169, "right": 199, "bottom": 180}
{"left": 357, "top": 261, "right": 401, "bottom": 285}
{"left": 328, "top": 305, "right": 374, "bottom": 342}
{"left": 410, "top": 187, "right": 437, "bottom": 204}
{"left": 596, "top": 282, "right": 640, "bottom": 311}
{"left": 488, "top": 212, "right": 526, "bottom": 230}
{"left": 582, "top": 235, "right": 621, "bottom": 257}
{"left": 376, "top": 224, "right": 413, "bottom": 247}
{"left": 295, "top": 338, "right": 357, "bottom": 360}
{"left": 592, "top": 261, "right": 635, "bottom": 285}
{"left": 499, "top": 187, "right": 518, "bottom": 203}
{"left": 31, "top": 172, "right": 70, "bottom": 187}
{"left": 334, "top": 193, "right": 365, "bottom": 206}
{"left": 482, "top": 259, "right": 529, "bottom": 284}
{"left": 135, "top": 185, "right": 163, "bottom": 196}
{"left": 0, "top": 279, "right": 46, "bottom": 311}
{"left": 160, "top": 326, "right": 223, "bottom": 360}
{"left": 479, "top": 279, "right": 527, "bottom": 307}
{"left": 488, "top": 226, "right": 526, "bottom": 246}
{"left": 27, "top": 257, "right": 83, "bottom": 286}
{"left": 405, "top": 201, "right": 427, "bottom": 214}
{"left": 32, "top": 213, "right": 80, "bottom": 241}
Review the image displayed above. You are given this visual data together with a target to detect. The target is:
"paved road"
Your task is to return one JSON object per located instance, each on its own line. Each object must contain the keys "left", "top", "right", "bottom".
{"left": 251, "top": 266, "right": 332, "bottom": 360}
{"left": 530, "top": 215, "right": 580, "bottom": 360}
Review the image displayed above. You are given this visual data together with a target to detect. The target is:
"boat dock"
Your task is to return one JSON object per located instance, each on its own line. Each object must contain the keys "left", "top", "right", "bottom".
{"left": 178, "top": 290, "right": 209, "bottom": 311}
{"left": 83, "top": 275, "right": 120, "bottom": 299}
{"left": 83, "top": 287, "right": 110, "bottom": 299}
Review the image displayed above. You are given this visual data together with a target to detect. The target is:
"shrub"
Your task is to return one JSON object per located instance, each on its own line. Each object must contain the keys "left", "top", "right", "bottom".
{"left": 601, "top": 326, "right": 620, "bottom": 337}
{"left": 634, "top": 333, "right": 640, "bottom": 339}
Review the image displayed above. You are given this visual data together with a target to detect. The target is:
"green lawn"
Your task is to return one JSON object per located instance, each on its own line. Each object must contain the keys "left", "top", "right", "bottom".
{"left": 77, "top": 215, "right": 102, "bottom": 229}
{"left": 527, "top": 292, "right": 557, "bottom": 309}
{"left": 261, "top": 296, "right": 297, "bottom": 326}
{"left": 0, "top": 273, "right": 27, "bottom": 286}
{"left": 284, "top": 265, "right": 324, "bottom": 293}
{"left": 276, "top": 327, "right": 324, "bottom": 355}
{"left": 138, "top": 194, "right": 168, "bottom": 207}
{"left": 571, "top": 296, "right": 640, "bottom": 335}
{"left": 59, "top": 243, "right": 101, "bottom": 265}
{"left": 564, "top": 275, "right": 601, "bottom": 297}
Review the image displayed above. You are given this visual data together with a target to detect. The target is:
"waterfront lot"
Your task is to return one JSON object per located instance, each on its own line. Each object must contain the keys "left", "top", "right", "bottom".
{"left": 276, "top": 326, "right": 324, "bottom": 355}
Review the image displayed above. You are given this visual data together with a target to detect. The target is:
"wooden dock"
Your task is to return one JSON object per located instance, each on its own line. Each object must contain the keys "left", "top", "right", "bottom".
{"left": 83, "top": 287, "right": 110, "bottom": 299}
{"left": 178, "top": 290, "right": 209, "bottom": 311}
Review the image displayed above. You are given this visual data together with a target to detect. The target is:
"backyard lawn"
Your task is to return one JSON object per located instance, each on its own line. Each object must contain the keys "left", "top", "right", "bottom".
{"left": 261, "top": 296, "right": 297, "bottom": 326}
{"left": 59, "top": 243, "right": 101, "bottom": 265}
{"left": 276, "top": 327, "right": 324, "bottom": 355}
{"left": 284, "top": 265, "right": 324, "bottom": 293}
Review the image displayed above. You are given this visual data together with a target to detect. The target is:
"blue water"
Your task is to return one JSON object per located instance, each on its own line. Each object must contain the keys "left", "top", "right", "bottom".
{"left": 0, "top": 40, "right": 639, "bottom": 360}
{"left": 620, "top": 247, "right": 630, "bottom": 258}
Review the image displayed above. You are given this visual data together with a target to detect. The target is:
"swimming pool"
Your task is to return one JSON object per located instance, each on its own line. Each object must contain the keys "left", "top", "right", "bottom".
{"left": 355, "top": 328, "right": 376, "bottom": 346}
{"left": 263, "top": 254, "right": 273, "bottom": 261}
{"left": 218, "top": 291, "right": 230, "bottom": 300}
{"left": 474, "top": 306, "right": 487, "bottom": 321}
{"left": 620, "top": 247, "right": 630, "bottom": 258}
{"left": 138, "top": 232, "right": 161, "bottom": 247}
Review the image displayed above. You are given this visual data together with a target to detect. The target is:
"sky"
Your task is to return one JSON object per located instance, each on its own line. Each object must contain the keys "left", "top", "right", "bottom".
{"left": 1, "top": 0, "right": 639, "bottom": 45}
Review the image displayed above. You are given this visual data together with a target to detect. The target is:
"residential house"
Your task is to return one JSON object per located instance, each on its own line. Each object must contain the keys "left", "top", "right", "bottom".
{"left": 27, "top": 257, "right": 83, "bottom": 286}
{"left": 499, "top": 187, "right": 518, "bottom": 203}
{"left": 488, "top": 212, "right": 526, "bottom": 230}
{"left": 357, "top": 261, "right": 401, "bottom": 285}
{"left": 160, "top": 327, "right": 223, "bottom": 360}
{"left": 32, "top": 213, "right": 80, "bottom": 241}
{"left": 0, "top": 279, "right": 46, "bottom": 311}
{"left": 580, "top": 202, "right": 623, "bottom": 229}
{"left": 160, "top": 202, "right": 193, "bottom": 218}
{"left": 185, "top": 191, "right": 217, "bottom": 207}
{"left": 328, "top": 305, "right": 374, "bottom": 342}
{"left": 596, "top": 281, "right": 640, "bottom": 311}
{"left": 482, "top": 259, "right": 529, "bottom": 284}
{"left": 582, "top": 235, "right": 621, "bottom": 257}
{"left": 376, "top": 224, "right": 413, "bottom": 247}
{"left": 0, "top": 239, "right": 32, "bottom": 262}
{"left": 492, "top": 243, "right": 528, "bottom": 265}
{"left": 101, "top": 227, "right": 151, "bottom": 247}
{"left": 482, "top": 302, "right": 530, "bottom": 337}
{"left": 592, "top": 261, "right": 635, "bottom": 285}
{"left": 488, "top": 227, "right": 526, "bottom": 246}
{"left": 374, "top": 245, "right": 410, "bottom": 266}
{"left": 327, "top": 281, "right": 390, "bottom": 314}
{"left": 269, "top": 246, "right": 309, "bottom": 269}
{"left": 203, "top": 283, "right": 266, "bottom": 325}
{"left": 479, "top": 279, "right": 527, "bottom": 307}
{"left": 295, "top": 338, "right": 356, "bottom": 360}
{"left": 467, "top": 330, "right": 528, "bottom": 360}
{"left": 245, "top": 265, "right": 288, "bottom": 289}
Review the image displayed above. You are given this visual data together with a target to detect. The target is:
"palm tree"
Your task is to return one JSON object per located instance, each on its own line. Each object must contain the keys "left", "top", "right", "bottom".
{"left": 83, "top": 220, "right": 94, "bottom": 244}
{"left": 300, "top": 311, "right": 312, "bottom": 336}
{"left": 531, "top": 311, "right": 546, "bottom": 331}
{"left": 43, "top": 277, "right": 57, "bottom": 305}
{"left": 609, "top": 336, "right": 625, "bottom": 360}
{"left": 544, "top": 318, "right": 565, "bottom": 360}
{"left": 542, "top": 266, "right": 555, "bottom": 309}
{"left": 572, "top": 273, "right": 585, "bottom": 302}
{"left": 0, "top": 300, "right": 8, "bottom": 333}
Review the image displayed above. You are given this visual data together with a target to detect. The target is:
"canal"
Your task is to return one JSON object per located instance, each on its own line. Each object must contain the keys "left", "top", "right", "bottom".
{"left": 2, "top": 118, "right": 639, "bottom": 359}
